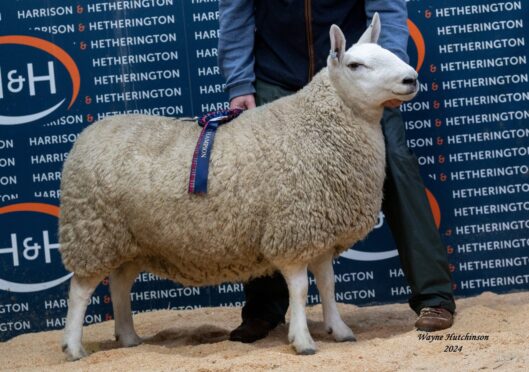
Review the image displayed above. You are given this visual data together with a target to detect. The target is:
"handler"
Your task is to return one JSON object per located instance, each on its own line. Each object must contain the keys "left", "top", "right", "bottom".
{"left": 218, "top": 0, "right": 456, "bottom": 343}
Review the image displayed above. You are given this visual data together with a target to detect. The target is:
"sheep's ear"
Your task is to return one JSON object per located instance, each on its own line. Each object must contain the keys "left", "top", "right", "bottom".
{"left": 357, "top": 12, "right": 381, "bottom": 44}
{"left": 329, "top": 24, "right": 346, "bottom": 65}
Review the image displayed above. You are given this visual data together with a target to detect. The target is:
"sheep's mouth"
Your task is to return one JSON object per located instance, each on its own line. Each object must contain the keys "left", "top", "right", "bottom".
{"left": 392, "top": 80, "right": 420, "bottom": 97}
{"left": 391, "top": 87, "right": 419, "bottom": 98}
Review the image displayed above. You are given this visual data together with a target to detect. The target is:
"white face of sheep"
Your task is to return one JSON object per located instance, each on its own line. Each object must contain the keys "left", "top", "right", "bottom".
{"left": 328, "top": 13, "right": 419, "bottom": 110}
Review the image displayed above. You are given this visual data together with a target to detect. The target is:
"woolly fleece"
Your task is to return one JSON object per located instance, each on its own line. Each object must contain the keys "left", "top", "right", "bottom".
{"left": 59, "top": 68, "right": 386, "bottom": 285}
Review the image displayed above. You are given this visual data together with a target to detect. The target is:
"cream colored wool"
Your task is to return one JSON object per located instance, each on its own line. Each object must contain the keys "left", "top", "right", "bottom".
{"left": 59, "top": 67, "right": 385, "bottom": 285}
{"left": 60, "top": 18, "right": 420, "bottom": 359}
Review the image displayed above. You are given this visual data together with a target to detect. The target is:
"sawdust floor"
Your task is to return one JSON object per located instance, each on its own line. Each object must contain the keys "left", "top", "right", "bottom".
{"left": 1, "top": 291, "right": 528, "bottom": 371}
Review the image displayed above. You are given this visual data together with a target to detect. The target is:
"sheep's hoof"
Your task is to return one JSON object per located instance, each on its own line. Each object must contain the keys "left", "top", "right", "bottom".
{"left": 62, "top": 344, "right": 88, "bottom": 361}
{"left": 338, "top": 335, "right": 357, "bottom": 342}
{"left": 327, "top": 323, "right": 357, "bottom": 342}
{"left": 291, "top": 335, "right": 317, "bottom": 355}
{"left": 297, "top": 348, "right": 316, "bottom": 355}
{"left": 116, "top": 333, "right": 142, "bottom": 347}
{"left": 332, "top": 329, "right": 357, "bottom": 342}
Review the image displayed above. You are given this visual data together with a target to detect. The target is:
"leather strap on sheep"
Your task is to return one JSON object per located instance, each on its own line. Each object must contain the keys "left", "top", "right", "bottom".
{"left": 188, "top": 108, "right": 243, "bottom": 194}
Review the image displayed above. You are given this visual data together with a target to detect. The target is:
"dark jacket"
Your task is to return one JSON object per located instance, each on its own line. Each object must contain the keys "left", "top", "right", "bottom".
{"left": 219, "top": 0, "right": 410, "bottom": 99}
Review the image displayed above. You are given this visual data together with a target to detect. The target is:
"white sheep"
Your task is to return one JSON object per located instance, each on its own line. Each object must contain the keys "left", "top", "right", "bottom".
{"left": 59, "top": 14, "right": 418, "bottom": 360}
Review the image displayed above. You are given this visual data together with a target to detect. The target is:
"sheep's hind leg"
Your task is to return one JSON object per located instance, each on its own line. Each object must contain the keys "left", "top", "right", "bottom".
{"left": 110, "top": 262, "right": 142, "bottom": 347}
{"left": 309, "top": 253, "right": 356, "bottom": 342}
{"left": 62, "top": 274, "right": 103, "bottom": 360}
{"left": 279, "top": 264, "right": 316, "bottom": 355}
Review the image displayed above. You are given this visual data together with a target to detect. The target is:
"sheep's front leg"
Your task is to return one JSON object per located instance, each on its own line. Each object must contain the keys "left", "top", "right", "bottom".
{"left": 279, "top": 264, "right": 316, "bottom": 355}
{"left": 309, "top": 254, "right": 356, "bottom": 342}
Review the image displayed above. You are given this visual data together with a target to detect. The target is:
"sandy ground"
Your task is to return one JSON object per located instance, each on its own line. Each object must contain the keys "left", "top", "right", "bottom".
{"left": 1, "top": 291, "right": 528, "bottom": 371}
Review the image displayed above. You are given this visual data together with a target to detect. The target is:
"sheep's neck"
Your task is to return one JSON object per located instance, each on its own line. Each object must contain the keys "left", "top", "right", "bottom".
{"left": 296, "top": 69, "right": 384, "bottom": 140}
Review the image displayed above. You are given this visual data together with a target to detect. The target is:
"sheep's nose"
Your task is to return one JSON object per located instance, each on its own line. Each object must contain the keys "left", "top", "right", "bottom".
{"left": 402, "top": 77, "right": 417, "bottom": 86}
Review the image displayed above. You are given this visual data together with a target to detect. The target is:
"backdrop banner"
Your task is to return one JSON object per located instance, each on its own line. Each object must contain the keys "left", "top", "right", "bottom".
{"left": 1, "top": 0, "right": 528, "bottom": 341}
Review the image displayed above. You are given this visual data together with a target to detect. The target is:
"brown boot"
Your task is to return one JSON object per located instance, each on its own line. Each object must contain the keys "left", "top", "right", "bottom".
{"left": 415, "top": 307, "right": 454, "bottom": 332}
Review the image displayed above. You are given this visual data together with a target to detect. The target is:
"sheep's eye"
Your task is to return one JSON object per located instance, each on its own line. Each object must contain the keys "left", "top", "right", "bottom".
{"left": 348, "top": 62, "right": 362, "bottom": 69}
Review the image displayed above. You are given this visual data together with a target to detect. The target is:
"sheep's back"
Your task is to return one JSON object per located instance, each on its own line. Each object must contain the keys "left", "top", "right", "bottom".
{"left": 59, "top": 112, "right": 292, "bottom": 280}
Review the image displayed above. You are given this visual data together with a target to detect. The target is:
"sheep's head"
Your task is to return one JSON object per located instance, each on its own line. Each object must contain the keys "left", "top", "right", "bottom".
{"left": 327, "top": 13, "right": 418, "bottom": 112}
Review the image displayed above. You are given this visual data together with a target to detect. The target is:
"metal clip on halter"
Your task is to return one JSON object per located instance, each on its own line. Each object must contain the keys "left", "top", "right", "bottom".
{"left": 179, "top": 116, "right": 199, "bottom": 122}
{"left": 207, "top": 115, "right": 228, "bottom": 123}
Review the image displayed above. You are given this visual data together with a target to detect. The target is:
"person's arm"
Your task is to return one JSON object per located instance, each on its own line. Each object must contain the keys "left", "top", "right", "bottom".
{"left": 218, "top": 0, "right": 256, "bottom": 109}
{"left": 365, "top": 0, "right": 409, "bottom": 64}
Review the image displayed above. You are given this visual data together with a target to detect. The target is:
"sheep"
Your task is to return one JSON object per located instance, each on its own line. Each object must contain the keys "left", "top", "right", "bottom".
{"left": 59, "top": 13, "right": 418, "bottom": 360}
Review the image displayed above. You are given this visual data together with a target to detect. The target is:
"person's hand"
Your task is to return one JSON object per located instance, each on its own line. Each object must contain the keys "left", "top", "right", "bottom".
{"left": 383, "top": 99, "right": 403, "bottom": 109}
{"left": 230, "top": 95, "right": 256, "bottom": 110}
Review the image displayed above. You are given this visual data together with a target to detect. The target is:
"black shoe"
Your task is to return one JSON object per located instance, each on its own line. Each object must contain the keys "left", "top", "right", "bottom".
{"left": 229, "top": 319, "right": 276, "bottom": 343}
